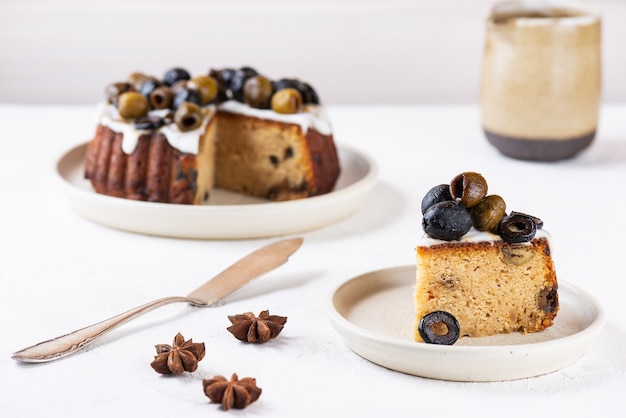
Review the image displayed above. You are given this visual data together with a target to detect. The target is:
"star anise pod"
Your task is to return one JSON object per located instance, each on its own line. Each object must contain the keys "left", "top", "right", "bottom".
{"left": 150, "top": 332, "right": 205, "bottom": 375}
{"left": 227, "top": 310, "right": 287, "bottom": 343}
{"left": 202, "top": 373, "right": 262, "bottom": 410}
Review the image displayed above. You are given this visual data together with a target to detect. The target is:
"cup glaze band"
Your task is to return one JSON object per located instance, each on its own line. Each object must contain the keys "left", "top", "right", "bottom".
{"left": 484, "top": 129, "right": 595, "bottom": 161}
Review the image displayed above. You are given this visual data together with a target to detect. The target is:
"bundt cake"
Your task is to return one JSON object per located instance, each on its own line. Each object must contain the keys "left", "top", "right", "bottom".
{"left": 415, "top": 172, "right": 559, "bottom": 345}
{"left": 84, "top": 67, "right": 340, "bottom": 204}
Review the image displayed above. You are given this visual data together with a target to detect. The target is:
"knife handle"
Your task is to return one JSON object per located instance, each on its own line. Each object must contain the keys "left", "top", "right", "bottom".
{"left": 12, "top": 296, "right": 196, "bottom": 363}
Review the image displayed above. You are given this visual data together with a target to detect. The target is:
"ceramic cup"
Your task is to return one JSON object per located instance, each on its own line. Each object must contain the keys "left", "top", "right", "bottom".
{"left": 480, "top": 1, "right": 601, "bottom": 161}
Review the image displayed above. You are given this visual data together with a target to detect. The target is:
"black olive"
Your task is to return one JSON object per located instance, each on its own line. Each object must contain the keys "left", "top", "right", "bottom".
{"left": 498, "top": 213, "right": 537, "bottom": 243}
{"left": 209, "top": 68, "right": 235, "bottom": 101}
{"left": 163, "top": 67, "right": 191, "bottom": 87}
{"left": 210, "top": 68, "right": 235, "bottom": 86}
{"left": 134, "top": 115, "right": 166, "bottom": 130}
{"left": 229, "top": 67, "right": 259, "bottom": 102}
{"left": 421, "top": 184, "right": 453, "bottom": 214}
{"left": 298, "top": 81, "right": 320, "bottom": 104}
{"left": 510, "top": 211, "right": 544, "bottom": 229}
{"left": 272, "top": 78, "right": 299, "bottom": 92}
{"left": 418, "top": 311, "right": 460, "bottom": 345}
{"left": 273, "top": 78, "right": 320, "bottom": 104}
{"left": 138, "top": 78, "right": 162, "bottom": 98}
{"left": 172, "top": 88, "right": 202, "bottom": 110}
{"left": 422, "top": 200, "right": 472, "bottom": 241}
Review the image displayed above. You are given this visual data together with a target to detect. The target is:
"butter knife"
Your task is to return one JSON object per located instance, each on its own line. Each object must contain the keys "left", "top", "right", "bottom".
{"left": 12, "top": 237, "right": 303, "bottom": 363}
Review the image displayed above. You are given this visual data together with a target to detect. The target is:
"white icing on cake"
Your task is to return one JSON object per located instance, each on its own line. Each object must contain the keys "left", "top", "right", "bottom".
{"left": 217, "top": 100, "right": 332, "bottom": 136}
{"left": 96, "top": 100, "right": 332, "bottom": 155}
{"left": 418, "top": 228, "right": 552, "bottom": 248}
{"left": 97, "top": 103, "right": 215, "bottom": 155}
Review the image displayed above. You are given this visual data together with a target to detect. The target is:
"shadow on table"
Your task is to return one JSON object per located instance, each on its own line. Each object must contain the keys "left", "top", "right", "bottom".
{"left": 220, "top": 270, "right": 321, "bottom": 304}
{"left": 307, "top": 180, "right": 407, "bottom": 240}
{"left": 567, "top": 137, "right": 626, "bottom": 167}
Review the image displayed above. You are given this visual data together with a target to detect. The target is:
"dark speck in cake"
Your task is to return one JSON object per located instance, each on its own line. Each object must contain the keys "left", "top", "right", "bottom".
{"left": 439, "top": 274, "right": 458, "bottom": 288}
{"left": 284, "top": 147, "right": 294, "bottom": 159}
{"left": 269, "top": 155, "right": 280, "bottom": 167}
{"left": 295, "top": 180, "right": 308, "bottom": 192}
{"left": 538, "top": 287, "right": 558, "bottom": 313}
{"left": 266, "top": 188, "right": 278, "bottom": 200}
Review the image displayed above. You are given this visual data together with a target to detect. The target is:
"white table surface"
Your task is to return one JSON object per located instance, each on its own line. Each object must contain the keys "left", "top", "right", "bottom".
{"left": 1, "top": 103, "right": 625, "bottom": 417}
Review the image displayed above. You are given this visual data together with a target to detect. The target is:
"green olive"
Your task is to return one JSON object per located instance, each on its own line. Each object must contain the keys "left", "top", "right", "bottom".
{"left": 450, "top": 172, "right": 488, "bottom": 208}
{"left": 189, "top": 75, "right": 219, "bottom": 104}
{"left": 150, "top": 86, "right": 174, "bottom": 110}
{"left": 174, "top": 102, "right": 203, "bottom": 131}
{"left": 470, "top": 194, "right": 506, "bottom": 232}
{"left": 271, "top": 88, "right": 302, "bottom": 114}
{"left": 243, "top": 75, "right": 274, "bottom": 109}
{"left": 117, "top": 91, "right": 150, "bottom": 119}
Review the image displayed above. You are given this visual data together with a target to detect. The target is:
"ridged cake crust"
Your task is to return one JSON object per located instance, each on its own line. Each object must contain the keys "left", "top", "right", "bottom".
{"left": 85, "top": 124, "right": 214, "bottom": 204}
{"left": 85, "top": 110, "right": 339, "bottom": 204}
{"left": 414, "top": 236, "right": 559, "bottom": 341}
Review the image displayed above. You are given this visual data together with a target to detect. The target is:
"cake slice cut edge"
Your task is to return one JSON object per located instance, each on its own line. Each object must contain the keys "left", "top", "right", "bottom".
{"left": 414, "top": 231, "right": 559, "bottom": 343}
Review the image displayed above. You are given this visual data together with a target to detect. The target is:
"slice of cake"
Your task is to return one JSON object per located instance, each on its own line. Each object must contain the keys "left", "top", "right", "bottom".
{"left": 84, "top": 66, "right": 340, "bottom": 204}
{"left": 414, "top": 172, "right": 559, "bottom": 345}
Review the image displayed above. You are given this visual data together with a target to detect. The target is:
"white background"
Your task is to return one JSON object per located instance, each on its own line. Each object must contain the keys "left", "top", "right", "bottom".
{"left": 1, "top": 0, "right": 625, "bottom": 105}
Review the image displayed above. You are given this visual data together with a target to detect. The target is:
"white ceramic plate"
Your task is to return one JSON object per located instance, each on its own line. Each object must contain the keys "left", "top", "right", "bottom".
{"left": 328, "top": 265, "right": 605, "bottom": 382}
{"left": 55, "top": 142, "right": 377, "bottom": 239}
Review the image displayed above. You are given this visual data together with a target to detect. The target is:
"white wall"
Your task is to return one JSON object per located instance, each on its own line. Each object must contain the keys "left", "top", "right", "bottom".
{"left": 0, "top": 0, "right": 624, "bottom": 105}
